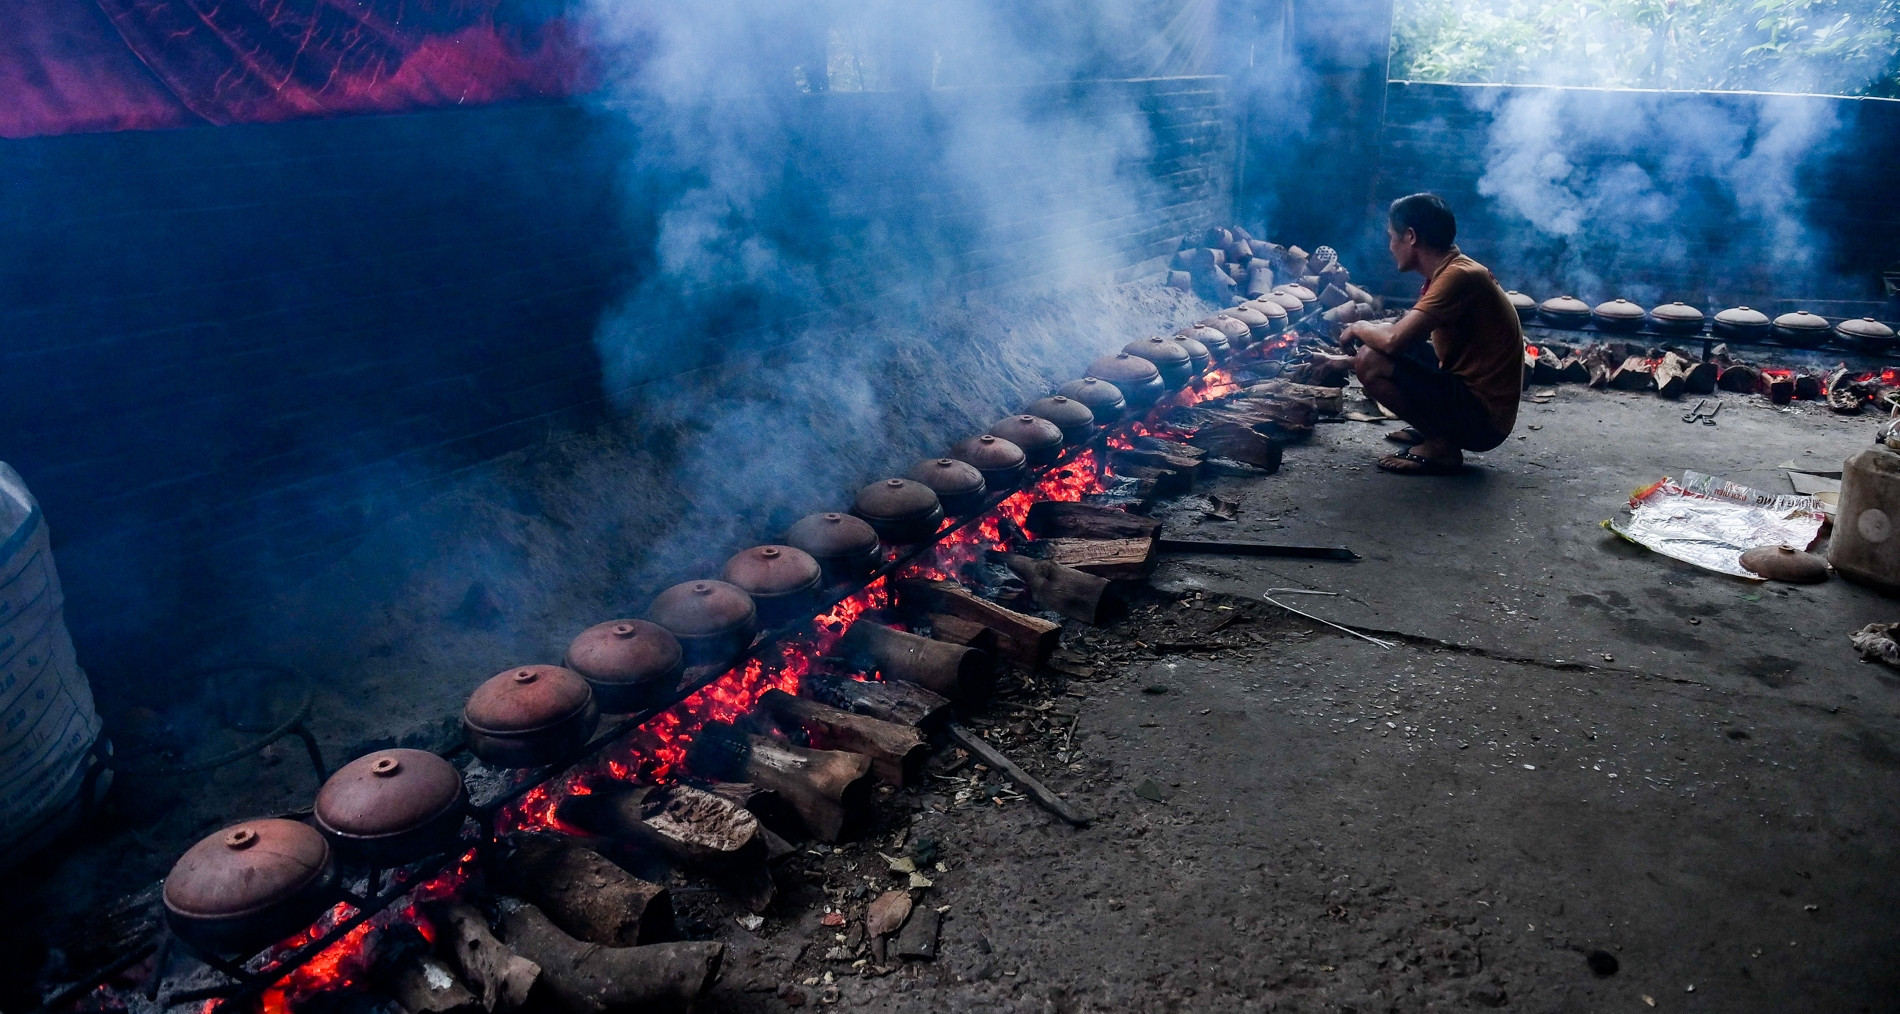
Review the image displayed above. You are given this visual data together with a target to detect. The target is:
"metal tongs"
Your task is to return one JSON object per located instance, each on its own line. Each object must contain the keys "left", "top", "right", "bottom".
{"left": 1681, "top": 399, "right": 1721, "bottom": 425}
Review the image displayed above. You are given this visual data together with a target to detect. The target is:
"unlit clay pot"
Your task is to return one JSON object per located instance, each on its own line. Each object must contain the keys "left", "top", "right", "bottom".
{"left": 1740, "top": 544, "right": 1828, "bottom": 584}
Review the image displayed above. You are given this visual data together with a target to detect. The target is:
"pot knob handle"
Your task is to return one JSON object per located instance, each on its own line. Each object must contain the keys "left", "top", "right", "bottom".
{"left": 372, "top": 755, "right": 402, "bottom": 777}
{"left": 512, "top": 668, "right": 539, "bottom": 684}
{"left": 760, "top": 547, "right": 781, "bottom": 559}
{"left": 612, "top": 622, "right": 636, "bottom": 637}
{"left": 224, "top": 827, "right": 259, "bottom": 850}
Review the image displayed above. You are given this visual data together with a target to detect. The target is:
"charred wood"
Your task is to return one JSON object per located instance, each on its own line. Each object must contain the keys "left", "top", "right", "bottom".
{"left": 799, "top": 671, "right": 952, "bottom": 729}
{"left": 839, "top": 621, "right": 993, "bottom": 703}
{"left": 946, "top": 724, "right": 1092, "bottom": 827}
{"left": 426, "top": 902, "right": 540, "bottom": 1013}
{"left": 496, "top": 835, "right": 675, "bottom": 947}
{"left": 995, "top": 553, "right": 1122, "bottom": 625}
{"left": 497, "top": 901, "right": 722, "bottom": 1014}
{"left": 1037, "top": 537, "right": 1158, "bottom": 581}
{"left": 894, "top": 579, "right": 1062, "bottom": 668}
{"left": 759, "top": 689, "right": 927, "bottom": 786}
{"left": 1025, "top": 502, "right": 1161, "bottom": 541}
{"left": 556, "top": 783, "right": 776, "bottom": 912}
{"left": 1187, "top": 423, "right": 1283, "bottom": 472}
{"left": 687, "top": 724, "right": 874, "bottom": 842}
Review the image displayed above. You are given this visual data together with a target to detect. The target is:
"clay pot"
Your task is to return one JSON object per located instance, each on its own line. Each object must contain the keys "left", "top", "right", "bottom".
{"left": 1504, "top": 291, "right": 1536, "bottom": 321}
{"left": 1122, "top": 337, "right": 1194, "bottom": 390}
{"left": 1264, "top": 288, "right": 1305, "bottom": 314}
{"left": 1242, "top": 297, "right": 1289, "bottom": 333}
{"left": 949, "top": 434, "right": 1028, "bottom": 490}
{"left": 564, "top": 619, "right": 684, "bottom": 713}
{"left": 648, "top": 580, "right": 759, "bottom": 667}
{"left": 1055, "top": 377, "right": 1126, "bottom": 423}
{"left": 723, "top": 545, "right": 824, "bottom": 626}
{"left": 1772, "top": 310, "right": 1831, "bottom": 347}
{"left": 1281, "top": 284, "right": 1320, "bottom": 313}
{"left": 1539, "top": 295, "right": 1591, "bottom": 327}
{"left": 1837, "top": 317, "right": 1896, "bottom": 353}
{"left": 1084, "top": 354, "right": 1165, "bottom": 409}
{"left": 908, "top": 457, "right": 988, "bottom": 514}
{"left": 1712, "top": 305, "right": 1771, "bottom": 341}
{"left": 1221, "top": 305, "right": 1272, "bottom": 344}
{"left": 853, "top": 478, "right": 945, "bottom": 544}
{"left": 1023, "top": 395, "right": 1096, "bottom": 445}
{"left": 988, "top": 414, "right": 1065, "bottom": 466}
{"left": 1169, "top": 334, "right": 1212, "bottom": 376}
{"left": 1592, "top": 298, "right": 1646, "bottom": 332}
{"left": 785, "top": 512, "right": 883, "bottom": 582}
{"left": 164, "top": 818, "right": 337, "bottom": 954}
{"left": 1740, "top": 544, "right": 1828, "bottom": 584}
{"left": 1199, "top": 314, "right": 1252, "bottom": 352}
{"left": 1648, "top": 302, "right": 1705, "bottom": 335}
{"left": 314, "top": 750, "right": 467, "bottom": 867}
{"left": 463, "top": 665, "right": 600, "bottom": 768}
{"left": 1178, "top": 323, "right": 1232, "bottom": 360}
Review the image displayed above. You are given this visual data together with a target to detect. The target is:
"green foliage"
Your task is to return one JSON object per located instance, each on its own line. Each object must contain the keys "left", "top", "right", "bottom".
{"left": 1390, "top": 0, "right": 1900, "bottom": 95}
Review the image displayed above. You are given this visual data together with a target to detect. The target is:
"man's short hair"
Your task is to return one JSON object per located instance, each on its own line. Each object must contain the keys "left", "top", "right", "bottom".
{"left": 1388, "top": 193, "right": 1456, "bottom": 250}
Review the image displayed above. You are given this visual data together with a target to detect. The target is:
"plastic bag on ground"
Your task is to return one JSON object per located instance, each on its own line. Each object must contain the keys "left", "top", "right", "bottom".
{"left": 1604, "top": 471, "right": 1824, "bottom": 580}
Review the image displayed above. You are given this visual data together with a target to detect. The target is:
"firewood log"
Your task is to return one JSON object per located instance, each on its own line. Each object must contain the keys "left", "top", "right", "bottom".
{"left": 1188, "top": 423, "right": 1283, "bottom": 471}
{"left": 1109, "top": 445, "right": 1202, "bottom": 475}
{"left": 839, "top": 621, "right": 992, "bottom": 702}
{"left": 497, "top": 901, "right": 722, "bottom": 1014}
{"left": 426, "top": 902, "right": 541, "bottom": 1012}
{"left": 1609, "top": 356, "right": 1657, "bottom": 392}
{"left": 1024, "top": 502, "right": 1161, "bottom": 541}
{"left": 892, "top": 579, "right": 1061, "bottom": 668}
{"left": 558, "top": 783, "right": 775, "bottom": 911}
{"left": 995, "top": 553, "right": 1121, "bottom": 625}
{"left": 1107, "top": 461, "right": 1190, "bottom": 494}
{"left": 687, "top": 724, "right": 874, "bottom": 842}
{"left": 1763, "top": 372, "right": 1794, "bottom": 404}
{"left": 1717, "top": 363, "right": 1760, "bottom": 393}
{"left": 496, "top": 836, "right": 674, "bottom": 947}
{"left": 799, "top": 671, "right": 951, "bottom": 728}
{"left": 1793, "top": 371, "right": 1822, "bottom": 401}
{"left": 387, "top": 952, "right": 482, "bottom": 1014}
{"left": 759, "top": 689, "right": 927, "bottom": 786}
{"left": 1038, "top": 538, "right": 1158, "bottom": 580}
{"left": 926, "top": 612, "right": 1000, "bottom": 655}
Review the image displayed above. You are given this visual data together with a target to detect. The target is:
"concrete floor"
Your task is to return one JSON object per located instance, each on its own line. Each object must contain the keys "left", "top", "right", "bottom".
{"left": 728, "top": 386, "right": 1900, "bottom": 1012}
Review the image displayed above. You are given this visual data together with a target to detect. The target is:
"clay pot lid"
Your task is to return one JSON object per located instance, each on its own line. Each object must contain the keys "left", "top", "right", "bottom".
{"left": 1594, "top": 298, "right": 1645, "bottom": 321}
{"left": 1715, "top": 305, "right": 1770, "bottom": 327}
{"left": 1265, "top": 289, "right": 1305, "bottom": 311}
{"left": 1199, "top": 315, "right": 1251, "bottom": 339}
{"left": 1282, "top": 284, "right": 1319, "bottom": 302}
{"left": 1837, "top": 317, "right": 1896, "bottom": 340}
{"left": 1084, "top": 353, "right": 1162, "bottom": 387}
{"left": 647, "top": 581, "right": 758, "bottom": 638}
{"left": 908, "top": 456, "right": 987, "bottom": 497}
{"left": 950, "top": 433, "right": 1027, "bottom": 471}
{"left": 164, "top": 819, "right": 331, "bottom": 920}
{"left": 1024, "top": 395, "right": 1095, "bottom": 432}
{"left": 565, "top": 619, "right": 682, "bottom": 686}
{"left": 1122, "top": 336, "right": 1191, "bottom": 368}
{"left": 315, "top": 749, "right": 463, "bottom": 839}
{"left": 722, "top": 545, "right": 823, "bottom": 597}
{"left": 1223, "top": 305, "right": 1269, "bottom": 326}
{"left": 853, "top": 478, "right": 942, "bottom": 522}
{"left": 1244, "top": 297, "right": 1288, "bottom": 319}
{"left": 1180, "top": 323, "right": 1230, "bottom": 345}
{"left": 785, "top": 511, "right": 880, "bottom": 560}
{"left": 1774, "top": 310, "right": 1829, "bottom": 330}
{"left": 1649, "top": 301, "right": 1705, "bottom": 323}
{"left": 1540, "top": 295, "right": 1591, "bottom": 316}
{"left": 989, "top": 414, "right": 1064, "bottom": 454}
{"left": 465, "top": 665, "right": 595, "bottom": 736}
{"left": 1055, "top": 377, "right": 1126, "bottom": 412}
{"left": 1739, "top": 544, "right": 1829, "bottom": 583}
{"left": 1172, "top": 333, "right": 1210, "bottom": 360}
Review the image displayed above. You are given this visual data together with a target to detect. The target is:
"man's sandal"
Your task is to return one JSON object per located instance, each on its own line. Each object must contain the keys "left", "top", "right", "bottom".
{"left": 1383, "top": 427, "right": 1424, "bottom": 445}
{"left": 1376, "top": 450, "right": 1463, "bottom": 475}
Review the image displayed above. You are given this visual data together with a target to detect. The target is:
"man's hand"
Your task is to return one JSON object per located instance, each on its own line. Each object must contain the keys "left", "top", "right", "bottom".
{"left": 1338, "top": 320, "right": 1371, "bottom": 351}
{"left": 1345, "top": 309, "right": 1435, "bottom": 357}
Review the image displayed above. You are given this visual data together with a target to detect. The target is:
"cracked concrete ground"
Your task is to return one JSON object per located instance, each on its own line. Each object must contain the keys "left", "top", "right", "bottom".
{"left": 719, "top": 386, "right": 1900, "bottom": 1012}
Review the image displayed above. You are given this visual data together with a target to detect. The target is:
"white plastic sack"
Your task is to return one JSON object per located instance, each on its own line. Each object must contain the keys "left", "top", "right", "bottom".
{"left": 0, "top": 462, "right": 103, "bottom": 868}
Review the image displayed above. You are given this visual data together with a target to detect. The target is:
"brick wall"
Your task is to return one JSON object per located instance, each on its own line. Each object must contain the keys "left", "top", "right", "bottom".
{"left": 0, "top": 79, "right": 1231, "bottom": 682}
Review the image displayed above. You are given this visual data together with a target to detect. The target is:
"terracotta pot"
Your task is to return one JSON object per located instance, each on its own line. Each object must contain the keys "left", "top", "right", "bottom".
{"left": 1022, "top": 395, "right": 1095, "bottom": 445}
{"left": 1647, "top": 302, "right": 1705, "bottom": 335}
{"left": 1505, "top": 291, "right": 1536, "bottom": 322}
{"left": 853, "top": 478, "right": 945, "bottom": 544}
{"left": 1264, "top": 288, "right": 1305, "bottom": 314}
{"left": 164, "top": 819, "right": 337, "bottom": 954}
{"left": 1178, "top": 323, "right": 1232, "bottom": 360}
{"left": 1055, "top": 377, "right": 1126, "bottom": 423}
{"left": 1281, "top": 284, "right": 1320, "bottom": 313}
{"left": 564, "top": 619, "right": 684, "bottom": 713}
{"left": 908, "top": 456, "right": 988, "bottom": 514}
{"left": 988, "top": 414, "right": 1065, "bottom": 466}
{"left": 314, "top": 750, "right": 467, "bottom": 867}
{"left": 1592, "top": 298, "right": 1647, "bottom": 332}
{"left": 1122, "top": 337, "right": 1193, "bottom": 390}
{"left": 1241, "top": 298, "right": 1289, "bottom": 333}
{"left": 1169, "top": 333, "right": 1211, "bottom": 375}
{"left": 949, "top": 434, "right": 1027, "bottom": 490}
{"left": 1712, "top": 305, "right": 1771, "bottom": 341}
{"left": 785, "top": 512, "right": 883, "bottom": 582}
{"left": 1199, "top": 314, "right": 1252, "bottom": 351}
{"left": 723, "top": 545, "right": 824, "bottom": 626}
{"left": 463, "top": 665, "right": 600, "bottom": 767}
{"left": 1220, "top": 305, "right": 1271, "bottom": 344}
{"left": 1083, "top": 354, "right": 1164, "bottom": 409}
{"left": 648, "top": 581, "right": 760, "bottom": 667}
{"left": 1837, "top": 316, "right": 1896, "bottom": 353}
{"left": 1539, "top": 295, "right": 1591, "bottom": 328}
{"left": 1772, "top": 310, "right": 1831, "bottom": 347}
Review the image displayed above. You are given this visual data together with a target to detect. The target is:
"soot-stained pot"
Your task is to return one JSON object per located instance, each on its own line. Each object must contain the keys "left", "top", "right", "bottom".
{"left": 1773, "top": 310, "right": 1831, "bottom": 347}
{"left": 950, "top": 434, "right": 1028, "bottom": 490}
{"left": 1282, "top": 284, "right": 1320, "bottom": 313}
{"left": 647, "top": 581, "right": 760, "bottom": 666}
{"left": 723, "top": 545, "right": 824, "bottom": 626}
{"left": 1740, "top": 544, "right": 1829, "bottom": 584}
{"left": 785, "top": 512, "right": 883, "bottom": 581}
{"left": 1264, "top": 288, "right": 1305, "bottom": 314}
{"left": 1199, "top": 314, "right": 1252, "bottom": 352}
{"left": 1592, "top": 298, "right": 1647, "bottom": 332}
{"left": 1222, "top": 305, "right": 1272, "bottom": 344}
{"left": 1169, "top": 333, "right": 1213, "bottom": 376}
{"left": 1243, "top": 297, "right": 1289, "bottom": 333}
{"left": 1837, "top": 317, "right": 1896, "bottom": 353}
{"left": 1023, "top": 395, "right": 1096, "bottom": 445}
{"left": 1056, "top": 377, "right": 1126, "bottom": 423}
{"left": 1085, "top": 353, "right": 1165, "bottom": 409}
{"left": 314, "top": 749, "right": 467, "bottom": 867}
{"left": 1648, "top": 302, "right": 1706, "bottom": 335}
{"left": 564, "top": 619, "right": 684, "bottom": 712}
{"left": 1712, "top": 305, "right": 1771, "bottom": 341}
{"left": 1539, "top": 295, "right": 1591, "bottom": 328}
{"left": 989, "top": 414, "right": 1065, "bottom": 466}
{"left": 164, "top": 818, "right": 337, "bottom": 955}
{"left": 1179, "top": 323, "right": 1232, "bottom": 360}
{"left": 853, "top": 478, "right": 945, "bottom": 544}
{"left": 1505, "top": 291, "right": 1536, "bottom": 322}
{"left": 909, "top": 457, "right": 989, "bottom": 514}
{"left": 463, "top": 665, "right": 600, "bottom": 768}
{"left": 1122, "top": 337, "right": 1194, "bottom": 390}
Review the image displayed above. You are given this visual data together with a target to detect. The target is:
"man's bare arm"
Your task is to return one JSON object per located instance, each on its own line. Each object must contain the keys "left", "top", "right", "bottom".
{"left": 1342, "top": 309, "right": 1436, "bottom": 356}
